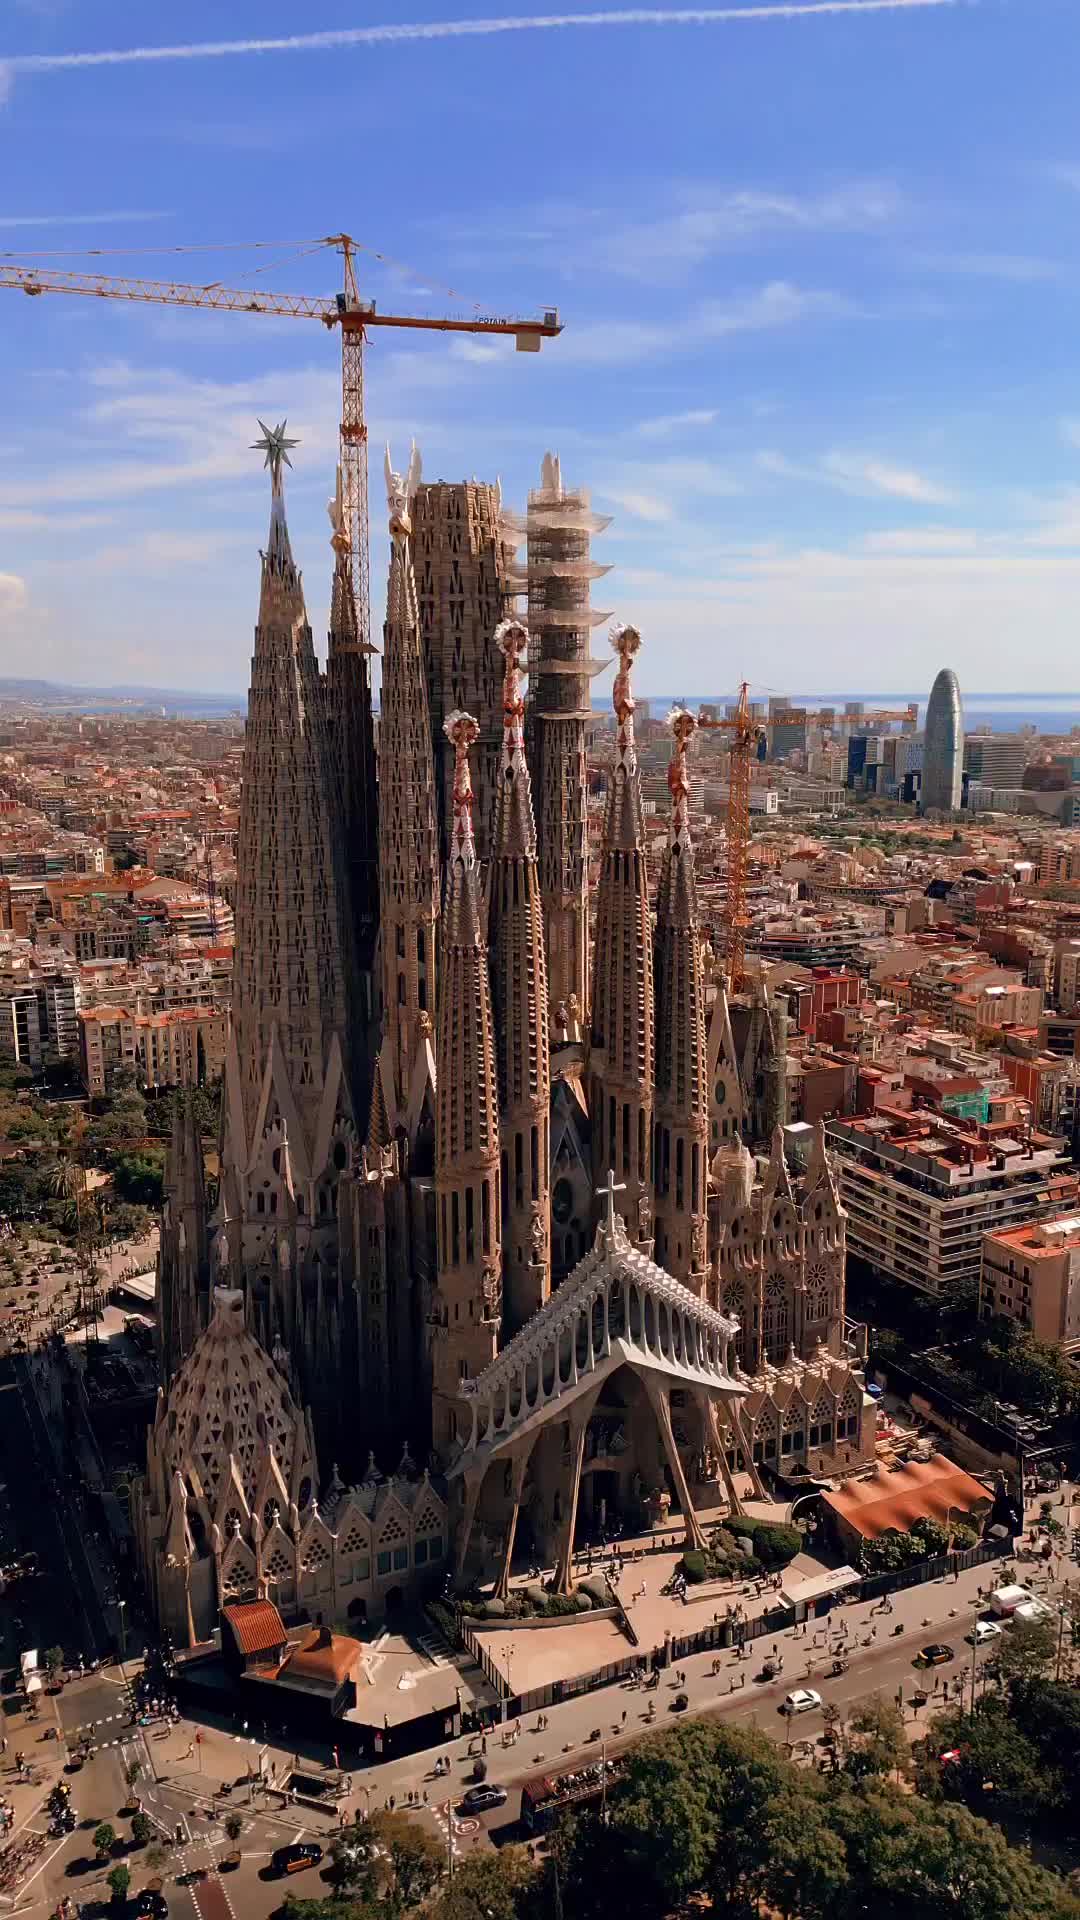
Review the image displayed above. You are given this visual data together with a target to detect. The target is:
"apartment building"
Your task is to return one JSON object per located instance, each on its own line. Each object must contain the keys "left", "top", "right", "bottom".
{"left": 826, "top": 1110, "right": 1078, "bottom": 1297}
{"left": 980, "top": 1212, "right": 1080, "bottom": 1354}
{"left": 79, "top": 1001, "right": 227, "bottom": 1096}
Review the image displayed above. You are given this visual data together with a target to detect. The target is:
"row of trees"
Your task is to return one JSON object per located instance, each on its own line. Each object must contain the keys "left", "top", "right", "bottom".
{"left": 279, "top": 1713, "right": 1079, "bottom": 1920}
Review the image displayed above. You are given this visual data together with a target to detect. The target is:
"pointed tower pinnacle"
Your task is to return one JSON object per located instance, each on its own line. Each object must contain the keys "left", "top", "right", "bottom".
{"left": 433, "top": 710, "right": 502, "bottom": 1459}
{"left": 372, "top": 442, "right": 440, "bottom": 1145}
{"left": 226, "top": 422, "right": 350, "bottom": 1166}
{"left": 653, "top": 708, "right": 709, "bottom": 1293}
{"left": 325, "top": 462, "right": 379, "bottom": 1124}
{"left": 589, "top": 622, "right": 655, "bottom": 1252}
{"left": 489, "top": 617, "right": 551, "bottom": 1331}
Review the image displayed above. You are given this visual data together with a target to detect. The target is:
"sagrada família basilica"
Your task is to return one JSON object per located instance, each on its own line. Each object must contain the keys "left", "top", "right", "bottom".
{"left": 134, "top": 431, "right": 875, "bottom": 1646}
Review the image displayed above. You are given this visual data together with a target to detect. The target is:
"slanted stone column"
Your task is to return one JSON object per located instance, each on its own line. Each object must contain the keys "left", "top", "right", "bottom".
{"left": 454, "top": 1465, "right": 487, "bottom": 1586}
{"left": 552, "top": 1384, "right": 604, "bottom": 1595}
{"left": 642, "top": 1373, "right": 706, "bottom": 1551}
{"left": 494, "top": 1434, "right": 538, "bottom": 1600}
{"left": 695, "top": 1389, "right": 744, "bottom": 1518}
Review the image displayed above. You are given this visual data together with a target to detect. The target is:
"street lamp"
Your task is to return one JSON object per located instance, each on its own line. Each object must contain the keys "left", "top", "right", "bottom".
{"left": 117, "top": 1598, "right": 127, "bottom": 1667}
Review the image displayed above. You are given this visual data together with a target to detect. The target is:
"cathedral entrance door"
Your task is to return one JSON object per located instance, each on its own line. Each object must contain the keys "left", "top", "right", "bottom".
{"left": 587, "top": 1470, "right": 619, "bottom": 1537}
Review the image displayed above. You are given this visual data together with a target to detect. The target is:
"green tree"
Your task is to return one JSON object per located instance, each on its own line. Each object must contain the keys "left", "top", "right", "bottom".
{"left": 130, "top": 1811, "right": 152, "bottom": 1847}
{"left": 845, "top": 1692, "right": 911, "bottom": 1781}
{"left": 373, "top": 1810, "right": 444, "bottom": 1914}
{"left": 106, "top": 1863, "right": 130, "bottom": 1906}
{"left": 43, "top": 1645, "right": 64, "bottom": 1680}
{"left": 111, "top": 1151, "right": 165, "bottom": 1208}
{"left": 996, "top": 1616, "right": 1058, "bottom": 1686}
{"left": 924, "top": 1697, "right": 1060, "bottom": 1820}
{"left": 123, "top": 1758, "right": 143, "bottom": 1796}
{"left": 223, "top": 1811, "right": 244, "bottom": 1844}
{"left": 93, "top": 1821, "right": 116, "bottom": 1859}
{"left": 761, "top": 1784, "right": 848, "bottom": 1919}
{"left": 429, "top": 1846, "right": 538, "bottom": 1920}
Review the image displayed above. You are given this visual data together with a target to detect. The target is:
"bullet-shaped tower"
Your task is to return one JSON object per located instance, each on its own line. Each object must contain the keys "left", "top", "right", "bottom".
{"left": 589, "top": 622, "right": 655, "bottom": 1252}
{"left": 653, "top": 709, "right": 709, "bottom": 1294}
{"left": 325, "top": 466, "right": 380, "bottom": 1125}
{"left": 433, "top": 711, "right": 502, "bottom": 1457}
{"left": 227, "top": 422, "right": 350, "bottom": 1160}
{"left": 488, "top": 618, "right": 551, "bottom": 1332}
{"left": 372, "top": 444, "right": 440, "bottom": 1145}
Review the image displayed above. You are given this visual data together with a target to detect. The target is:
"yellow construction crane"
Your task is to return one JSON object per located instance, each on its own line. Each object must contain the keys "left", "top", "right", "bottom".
{"left": 0, "top": 235, "right": 561, "bottom": 645}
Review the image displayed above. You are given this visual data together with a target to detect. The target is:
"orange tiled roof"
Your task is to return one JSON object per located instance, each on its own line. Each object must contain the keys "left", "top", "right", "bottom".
{"left": 822, "top": 1455, "right": 990, "bottom": 1543}
{"left": 222, "top": 1599, "right": 287, "bottom": 1656}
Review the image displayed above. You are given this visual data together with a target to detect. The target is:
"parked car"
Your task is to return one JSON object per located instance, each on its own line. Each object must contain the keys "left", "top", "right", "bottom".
{"left": 271, "top": 1842, "right": 323, "bottom": 1876}
{"left": 915, "top": 1643, "right": 955, "bottom": 1668}
{"left": 133, "top": 1893, "right": 169, "bottom": 1919}
{"left": 781, "top": 1688, "right": 823, "bottom": 1715}
{"left": 460, "top": 1784, "right": 508, "bottom": 1812}
{"left": 966, "top": 1620, "right": 1002, "bottom": 1645}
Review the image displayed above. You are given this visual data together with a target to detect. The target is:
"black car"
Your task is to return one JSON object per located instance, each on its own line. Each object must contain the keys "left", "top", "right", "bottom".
{"left": 133, "top": 1895, "right": 168, "bottom": 1919}
{"left": 271, "top": 1842, "right": 323, "bottom": 1876}
{"left": 460, "top": 1784, "right": 508, "bottom": 1813}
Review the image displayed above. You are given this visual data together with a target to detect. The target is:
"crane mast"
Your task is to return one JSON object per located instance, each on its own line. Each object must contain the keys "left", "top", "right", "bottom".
{"left": 0, "top": 236, "right": 561, "bottom": 639}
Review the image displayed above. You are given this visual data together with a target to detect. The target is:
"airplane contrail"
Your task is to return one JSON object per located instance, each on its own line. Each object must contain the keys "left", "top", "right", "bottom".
{"left": 1, "top": 0, "right": 965, "bottom": 77}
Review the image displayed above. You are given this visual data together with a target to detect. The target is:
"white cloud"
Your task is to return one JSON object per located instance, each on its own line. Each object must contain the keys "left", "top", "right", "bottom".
{"left": 860, "top": 527, "right": 980, "bottom": 553}
{"left": 601, "top": 489, "right": 674, "bottom": 524}
{"left": 635, "top": 408, "right": 719, "bottom": 439}
{"left": 823, "top": 451, "right": 956, "bottom": 504}
{"left": 905, "top": 250, "right": 1064, "bottom": 283}
{"left": 757, "top": 446, "right": 956, "bottom": 504}
{"left": 612, "top": 542, "right": 1080, "bottom": 695}
{"left": 557, "top": 281, "right": 856, "bottom": 367}
{"left": 600, "top": 181, "right": 901, "bottom": 279}
{"left": 0, "top": 209, "right": 170, "bottom": 227}
{"left": 0, "top": 572, "right": 28, "bottom": 619}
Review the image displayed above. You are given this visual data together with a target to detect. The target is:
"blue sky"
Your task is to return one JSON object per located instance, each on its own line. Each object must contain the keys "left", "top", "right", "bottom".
{"left": 2, "top": 0, "right": 1080, "bottom": 698}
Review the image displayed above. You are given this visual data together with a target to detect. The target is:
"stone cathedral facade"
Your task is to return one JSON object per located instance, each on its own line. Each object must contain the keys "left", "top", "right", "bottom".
{"left": 145, "top": 434, "right": 874, "bottom": 1644}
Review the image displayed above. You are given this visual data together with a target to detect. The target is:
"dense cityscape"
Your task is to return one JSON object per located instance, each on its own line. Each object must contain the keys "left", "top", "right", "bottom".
{"left": 0, "top": 427, "right": 1078, "bottom": 1920}
{"left": 4, "top": 4, "right": 1080, "bottom": 1919}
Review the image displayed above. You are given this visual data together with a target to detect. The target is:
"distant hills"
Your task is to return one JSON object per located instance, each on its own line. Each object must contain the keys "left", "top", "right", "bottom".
{"left": 0, "top": 677, "right": 244, "bottom": 717}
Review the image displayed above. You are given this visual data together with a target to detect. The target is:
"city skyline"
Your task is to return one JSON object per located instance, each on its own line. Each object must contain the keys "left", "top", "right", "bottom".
{"left": 2, "top": 1, "right": 1080, "bottom": 692}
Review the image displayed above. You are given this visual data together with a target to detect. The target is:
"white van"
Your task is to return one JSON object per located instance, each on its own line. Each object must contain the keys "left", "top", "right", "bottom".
{"left": 989, "top": 1583, "right": 1035, "bottom": 1617}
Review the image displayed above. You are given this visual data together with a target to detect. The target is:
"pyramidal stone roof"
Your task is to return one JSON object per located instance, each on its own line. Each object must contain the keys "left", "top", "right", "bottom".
{"left": 155, "top": 1287, "right": 316, "bottom": 1520}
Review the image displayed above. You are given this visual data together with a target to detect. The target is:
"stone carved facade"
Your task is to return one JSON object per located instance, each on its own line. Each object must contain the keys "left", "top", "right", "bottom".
{"left": 150, "top": 439, "right": 874, "bottom": 1637}
{"left": 134, "top": 1288, "right": 447, "bottom": 1646}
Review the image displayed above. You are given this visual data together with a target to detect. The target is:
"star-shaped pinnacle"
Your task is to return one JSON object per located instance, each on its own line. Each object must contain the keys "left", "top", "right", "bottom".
{"left": 252, "top": 418, "right": 299, "bottom": 493}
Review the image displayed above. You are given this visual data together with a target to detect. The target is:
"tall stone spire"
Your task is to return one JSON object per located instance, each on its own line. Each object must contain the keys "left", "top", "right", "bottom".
{"left": 325, "top": 465, "right": 379, "bottom": 1123}
{"left": 372, "top": 443, "right": 439, "bottom": 1148}
{"left": 433, "top": 711, "right": 502, "bottom": 1458}
{"left": 158, "top": 1092, "right": 209, "bottom": 1383}
{"left": 588, "top": 622, "right": 655, "bottom": 1253}
{"left": 526, "top": 453, "right": 612, "bottom": 1026}
{"left": 226, "top": 421, "right": 351, "bottom": 1165}
{"left": 653, "top": 709, "right": 709, "bottom": 1294}
{"left": 488, "top": 618, "right": 551, "bottom": 1332}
